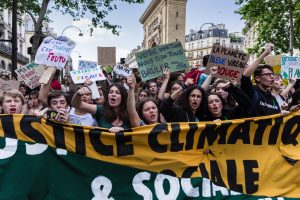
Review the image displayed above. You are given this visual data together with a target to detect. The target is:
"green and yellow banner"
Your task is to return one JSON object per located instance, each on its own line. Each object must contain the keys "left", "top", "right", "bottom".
{"left": 0, "top": 113, "right": 300, "bottom": 199}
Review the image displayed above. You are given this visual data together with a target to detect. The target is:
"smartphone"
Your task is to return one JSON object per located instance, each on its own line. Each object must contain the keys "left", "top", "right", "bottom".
{"left": 46, "top": 110, "right": 58, "bottom": 119}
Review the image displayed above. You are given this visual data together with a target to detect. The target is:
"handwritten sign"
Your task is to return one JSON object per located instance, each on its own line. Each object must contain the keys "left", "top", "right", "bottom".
{"left": 281, "top": 56, "right": 300, "bottom": 79}
{"left": 0, "top": 79, "right": 20, "bottom": 94}
{"left": 206, "top": 44, "right": 249, "bottom": 82}
{"left": 135, "top": 42, "right": 189, "bottom": 81}
{"left": 14, "top": 63, "right": 45, "bottom": 89}
{"left": 70, "top": 68, "right": 106, "bottom": 84}
{"left": 113, "top": 64, "right": 132, "bottom": 77}
{"left": 78, "top": 60, "right": 97, "bottom": 70}
{"left": 35, "top": 36, "right": 76, "bottom": 68}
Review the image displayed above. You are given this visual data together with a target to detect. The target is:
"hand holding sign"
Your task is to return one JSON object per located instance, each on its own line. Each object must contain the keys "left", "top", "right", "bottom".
{"left": 35, "top": 36, "right": 76, "bottom": 69}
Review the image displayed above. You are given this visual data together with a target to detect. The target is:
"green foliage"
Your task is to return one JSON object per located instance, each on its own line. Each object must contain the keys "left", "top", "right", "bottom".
{"left": 235, "top": 0, "right": 300, "bottom": 54}
{"left": 1, "top": 0, "right": 144, "bottom": 34}
{"left": 0, "top": 0, "right": 144, "bottom": 59}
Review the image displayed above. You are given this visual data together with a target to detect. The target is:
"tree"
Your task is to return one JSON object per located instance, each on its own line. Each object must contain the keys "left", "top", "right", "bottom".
{"left": 235, "top": 0, "right": 300, "bottom": 55}
{"left": 0, "top": 0, "right": 144, "bottom": 60}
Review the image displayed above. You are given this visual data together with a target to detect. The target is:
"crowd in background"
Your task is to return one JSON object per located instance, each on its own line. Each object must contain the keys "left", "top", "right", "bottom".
{"left": 2, "top": 43, "right": 300, "bottom": 133}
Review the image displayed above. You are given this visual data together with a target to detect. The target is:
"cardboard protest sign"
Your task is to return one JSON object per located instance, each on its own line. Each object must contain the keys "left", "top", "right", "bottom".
{"left": 281, "top": 56, "right": 300, "bottom": 79}
{"left": 78, "top": 60, "right": 97, "bottom": 70}
{"left": 0, "top": 79, "right": 20, "bottom": 93}
{"left": 135, "top": 42, "right": 189, "bottom": 81}
{"left": 206, "top": 44, "right": 249, "bottom": 82}
{"left": 35, "top": 36, "right": 76, "bottom": 68}
{"left": 264, "top": 55, "right": 282, "bottom": 67}
{"left": 39, "top": 67, "right": 56, "bottom": 84}
{"left": 70, "top": 68, "right": 106, "bottom": 84}
{"left": 113, "top": 64, "right": 132, "bottom": 77}
{"left": 14, "top": 63, "right": 45, "bottom": 89}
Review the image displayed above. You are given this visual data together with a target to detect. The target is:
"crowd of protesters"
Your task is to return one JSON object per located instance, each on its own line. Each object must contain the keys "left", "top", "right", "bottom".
{"left": 1, "top": 43, "right": 300, "bottom": 133}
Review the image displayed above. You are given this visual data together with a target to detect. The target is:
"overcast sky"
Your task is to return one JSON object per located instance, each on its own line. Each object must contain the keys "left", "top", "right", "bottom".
{"left": 49, "top": 0, "right": 244, "bottom": 69}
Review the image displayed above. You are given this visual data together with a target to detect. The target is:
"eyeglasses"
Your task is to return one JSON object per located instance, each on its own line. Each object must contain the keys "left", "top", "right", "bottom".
{"left": 260, "top": 73, "right": 274, "bottom": 77}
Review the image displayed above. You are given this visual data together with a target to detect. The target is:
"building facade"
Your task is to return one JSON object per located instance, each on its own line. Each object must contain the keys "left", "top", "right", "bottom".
{"left": 0, "top": 10, "right": 29, "bottom": 77}
{"left": 139, "top": 0, "right": 187, "bottom": 49}
{"left": 126, "top": 46, "right": 142, "bottom": 69}
{"left": 243, "top": 23, "right": 258, "bottom": 64}
{"left": 24, "top": 14, "right": 56, "bottom": 62}
{"left": 185, "top": 24, "right": 230, "bottom": 67}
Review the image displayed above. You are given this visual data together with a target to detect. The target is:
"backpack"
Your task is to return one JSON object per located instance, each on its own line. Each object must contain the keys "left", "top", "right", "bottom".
{"left": 184, "top": 68, "right": 205, "bottom": 85}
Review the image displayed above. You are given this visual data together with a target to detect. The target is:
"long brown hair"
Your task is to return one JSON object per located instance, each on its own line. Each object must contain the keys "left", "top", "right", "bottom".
{"left": 103, "top": 83, "right": 130, "bottom": 126}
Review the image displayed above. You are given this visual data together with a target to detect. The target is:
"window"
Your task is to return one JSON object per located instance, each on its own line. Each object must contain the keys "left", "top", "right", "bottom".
{"left": 176, "top": 11, "right": 179, "bottom": 17}
{"left": 20, "top": 42, "right": 23, "bottom": 53}
{"left": 176, "top": 24, "right": 178, "bottom": 30}
{"left": 216, "top": 39, "right": 220, "bottom": 44}
{"left": 8, "top": 63, "right": 12, "bottom": 71}
{"left": 1, "top": 60, "right": 5, "bottom": 70}
{"left": 191, "top": 43, "right": 194, "bottom": 49}
{"left": 176, "top": 39, "right": 178, "bottom": 41}
{"left": 222, "top": 40, "right": 226, "bottom": 46}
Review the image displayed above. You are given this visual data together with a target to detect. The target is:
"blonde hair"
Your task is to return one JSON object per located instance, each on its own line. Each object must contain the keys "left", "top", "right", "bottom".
{"left": 0, "top": 89, "right": 25, "bottom": 105}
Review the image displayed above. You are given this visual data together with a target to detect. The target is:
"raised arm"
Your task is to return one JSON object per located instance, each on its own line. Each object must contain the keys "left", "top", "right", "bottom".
{"left": 71, "top": 87, "right": 97, "bottom": 115}
{"left": 281, "top": 78, "right": 296, "bottom": 97}
{"left": 201, "top": 66, "right": 218, "bottom": 91}
{"left": 38, "top": 67, "right": 56, "bottom": 107}
{"left": 127, "top": 75, "right": 141, "bottom": 127}
{"left": 243, "top": 43, "right": 274, "bottom": 77}
{"left": 158, "top": 68, "right": 170, "bottom": 101}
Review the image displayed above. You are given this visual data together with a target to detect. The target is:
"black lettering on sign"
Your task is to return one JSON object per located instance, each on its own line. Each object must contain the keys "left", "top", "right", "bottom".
{"left": 0, "top": 115, "right": 17, "bottom": 139}
{"left": 253, "top": 118, "right": 272, "bottom": 145}
{"left": 20, "top": 115, "right": 46, "bottom": 144}
{"left": 199, "top": 163, "right": 209, "bottom": 179}
{"left": 185, "top": 123, "right": 198, "bottom": 150}
{"left": 73, "top": 126, "right": 86, "bottom": 155}
{"left": 89, "top": 128, "right": 113, "bottom": 156}
{"left": 197, "top": 122, "right": 231, "bottom": 149}
{"left": 116, "top": 131, "right": 134, "bottom": 156}
{"left": 268, "top": 116, "right": 283, "bottom": 144}
{"left": 228, "top": 120, "right": 251, "bottom": 144}
{"left": 160, "top": 169, "right": 177, "bottom": 177}
{"left": 210, "top": 160, "right": 226, "bottom": 187}
{"left": 281, "top": 116, "right": 300, "bottom": 145}
{"left": 227, "top": 160, "right": 243, "bottom": 192}
{"left": 170, "top": 123, "right": 184, "bottom": 152}
{"left": 182, "top": 166, "right": 198, "bottom": 178}
{"left": 244, "top": 160, "right": 259, "bottom": 194}
{"left": 46, "top": 119, "right": 66, "bottom": 150}
{"left": 148, "top": 123, "right": 168, "bottom": 153}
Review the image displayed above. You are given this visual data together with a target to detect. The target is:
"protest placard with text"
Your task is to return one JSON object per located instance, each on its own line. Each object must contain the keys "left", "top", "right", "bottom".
{"left": 206, "top": 44, "right": 249, "bottom": 82}
{"left": 35, "top": 36, "right": 76, "bottom": 68}
{"left": 78, "top": 60, "right": 97, "bottom": 70}
{"left": 135, "top": 42, "right": 189, "bottom": 81}
{"left": 70, "top": 68, "right": 106, "bottom": 84}
{"left": 113, "top": 64, "right": 132, "bottom": 77}
{"left": 0, "top": 79, "right": 20, "bottom": 94}
{"left": 15, "top": 63, "right": 45, "bottom": 89}
{"left": 281, "top": 56, "right": 300, "bottom": 79}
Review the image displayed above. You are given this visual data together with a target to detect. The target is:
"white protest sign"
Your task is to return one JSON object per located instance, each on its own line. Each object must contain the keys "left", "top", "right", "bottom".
{"left": 35, "top": 36, "right": 76, "bottom": 68}
{"left": 15, "top": 63, "right": 45, "bottom": 89}
{"left": 70, "top": 68, "right": 106, "bottom": 84}
{"left": 113, "top": 64, "right": 132, "bottom": 77}
{"left": 0, "top": 79, "right": 20, "bottom": 94}
{"left": 281, "top": 56, "right": 300, "bottom": 79}
{"left": 78, "top": 60, "right": 97, "bottom": 70}
{"left": 88, "top": 82, "right": 100, "bottom": 99}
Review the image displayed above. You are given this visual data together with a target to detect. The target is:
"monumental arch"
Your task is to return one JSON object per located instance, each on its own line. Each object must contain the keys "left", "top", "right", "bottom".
{"left": 139, "top": 0, "right": 187, "bottom": 49}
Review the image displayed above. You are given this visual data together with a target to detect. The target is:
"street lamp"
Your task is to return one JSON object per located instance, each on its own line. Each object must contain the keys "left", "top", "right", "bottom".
{"left": 198, "top": 23, "right": 221, "bottom": 44}
{"left": 61, "top": 26, "right": 83, "bottom": 37}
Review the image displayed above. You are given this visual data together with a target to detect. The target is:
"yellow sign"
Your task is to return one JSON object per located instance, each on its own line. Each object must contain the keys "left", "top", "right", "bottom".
{"left": 1, "top": 113, "right": 300, "bottom": 197}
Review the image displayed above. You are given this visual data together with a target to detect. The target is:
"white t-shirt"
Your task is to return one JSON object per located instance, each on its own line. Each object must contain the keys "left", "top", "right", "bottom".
{"left": 69, "top": 107, "right": 97, "bottom": 126}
